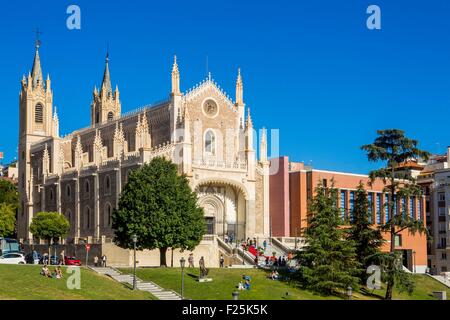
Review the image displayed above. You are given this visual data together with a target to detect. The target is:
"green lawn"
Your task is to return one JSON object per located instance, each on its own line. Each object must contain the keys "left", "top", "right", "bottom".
{"left": 0, "top": 265, "right": 155, "bottom": 300}
{"left": 120, "top": 267, "right": 450, "bottom": 300}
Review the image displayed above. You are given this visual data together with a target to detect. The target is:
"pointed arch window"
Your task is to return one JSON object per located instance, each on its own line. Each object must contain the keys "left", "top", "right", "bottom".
{"left": 205, "top": 130, "right": 215, "bottom": 155}
{"left": 105, "top": 203, "right": 112, "bottom": 227}
{"left": 105, "top": 175, "right": 111, "bottom": 195}
{"left": 107, "top": 112, "right": 114, "bottom": 121}
{"left": 35, "top": 104, "right": 44, "bottom": 123}
{"left": 85, "top": 207, "right": 91, "bottom": 229}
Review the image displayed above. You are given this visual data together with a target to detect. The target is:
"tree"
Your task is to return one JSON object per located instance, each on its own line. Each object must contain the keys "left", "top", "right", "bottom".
{"left": 0, "top": 179, "right": 19, "bottom": 209}
{"left": 296, "top": 181, "right": 360, "bottom": 296}
{"left": 29, "top": 212, "right": 70, "bottom": 259}
{"left": 346, "top": 182, "right": 384, "bottom": 284}
{"left": 113, "top": 157, "right": 205, "bottom": 267}
{"left": 0, "top": 203, "right": 16, "bottom": 237}
{"left": 361, "top": 129, "right": 429, "bottom": 300}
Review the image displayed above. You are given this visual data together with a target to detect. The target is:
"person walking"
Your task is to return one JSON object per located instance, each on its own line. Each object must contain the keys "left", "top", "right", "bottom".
{"left": 94, "top": 256, "right": 99, "bottom": 267}
{"left": 263, "top": 240, "right": 267, "bottom": 252}
{"left": 102, "top": 254, "right": 107, "bottom": 267}
{"left": 60, "top": 250, "right": 65, "bottom": 265}
{"left": 220, "top": 254, "right": 225, "bottom": 268}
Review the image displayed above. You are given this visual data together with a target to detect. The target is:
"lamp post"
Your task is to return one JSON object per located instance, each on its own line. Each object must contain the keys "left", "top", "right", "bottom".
{"left": 180, "top": 257, "right": 186, "bottom": 300}
{"left": 347, "top": 286, "right": 353, "bottom": 300}
{"left": 132, "top": 234, "right": 137, "bottom": 290}
{"left": 412, "top": 250, "right": 416, "bottom": 273}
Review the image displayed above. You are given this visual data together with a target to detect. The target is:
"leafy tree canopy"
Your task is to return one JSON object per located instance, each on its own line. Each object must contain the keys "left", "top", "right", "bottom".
{"left": 29, "top": 212, "right": 70, "bottom": 244}
{"left": 113, "top": 157, "right": 205, "bottom": 266}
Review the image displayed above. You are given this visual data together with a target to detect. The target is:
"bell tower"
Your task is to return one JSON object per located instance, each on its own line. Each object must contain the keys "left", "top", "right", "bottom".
{"left": 91, "top": 53, "right": 121, "bottom": 126}
{"left": 18, "top": 40, "right": 55, "bottom": 241}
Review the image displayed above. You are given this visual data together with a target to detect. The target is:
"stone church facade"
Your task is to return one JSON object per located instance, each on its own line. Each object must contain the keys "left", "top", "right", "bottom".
{"left": 17, "top": 44, "right": 270, "bottom": 253}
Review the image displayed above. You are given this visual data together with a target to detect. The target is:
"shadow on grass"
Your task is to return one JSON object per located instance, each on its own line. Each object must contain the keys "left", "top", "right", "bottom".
{"left": 359, "top": 287, "right": 384, "bottom": 299}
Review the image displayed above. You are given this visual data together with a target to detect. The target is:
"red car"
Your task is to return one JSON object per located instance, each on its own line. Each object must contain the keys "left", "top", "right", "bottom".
{"left": 64, "top": 256, "right": 82, "bottom": 266}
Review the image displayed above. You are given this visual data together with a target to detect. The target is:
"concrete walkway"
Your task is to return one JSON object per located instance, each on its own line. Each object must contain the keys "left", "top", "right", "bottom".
{"left": 90, "top": 266, "right": 182, "bottom": 300}
{"left": 427, "top": 274, "right": 450, "bottom": 288}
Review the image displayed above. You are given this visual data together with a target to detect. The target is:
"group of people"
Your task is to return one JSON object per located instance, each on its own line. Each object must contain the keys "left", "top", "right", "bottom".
{"left": 93, "top": 255, "right": 108, "bottom": 267}
{"left": 40, "top": 265, "right": 63, "bottom": 279}
{"left": 237, "top": 274, "right": 252, "bottom": 290}
{"left": 265, "top": 255, "right": 288, "bottom": 267}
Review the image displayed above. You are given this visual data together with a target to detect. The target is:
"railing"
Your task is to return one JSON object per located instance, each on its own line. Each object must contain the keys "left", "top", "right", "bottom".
{"left": 271, "top": 237, "right": 293, "bottom": 254}
{"left": 192, "top": 159, "right": 247, "bottom": 171}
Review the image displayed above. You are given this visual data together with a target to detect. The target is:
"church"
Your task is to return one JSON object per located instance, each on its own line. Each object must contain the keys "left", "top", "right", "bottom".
{"left": 17, "top": 43, "right": 271, "bottom": 266}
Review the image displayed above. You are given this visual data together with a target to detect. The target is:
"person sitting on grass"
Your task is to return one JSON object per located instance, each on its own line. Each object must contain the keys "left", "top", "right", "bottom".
{"left": 244, "top": 280, "right": 251, "bottom": 290}
{"left": 237, "top": 281, "right": 245, "bottom": 291}
{"left": 270, "top": 270, "right": 280, "bottom": 280}
{"left": 40, "top": 264, "right": 52, "bottom": 278}
{"left": 242, "top": 274, "right": 251, "bottom": 281}
{"left": 54, "top": 266, "right": 63, "bottom": 279}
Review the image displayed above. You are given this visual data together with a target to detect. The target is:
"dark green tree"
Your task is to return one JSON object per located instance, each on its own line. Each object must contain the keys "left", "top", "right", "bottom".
{"left": 296, "top": 181, "right": 360, "bottom": 296}
{"left": 29, "top": 212, "right": 70, "bottom": 258}
{"left": 0, "top": 203, "right": 16, "bottom": 237}
{"left": 113, "top": 157, "right": 205, "bottom": 267}
{"left": 346, "top": 182, "right": 384, "bottom": 284}
{"left": 361, "top": 129, "right": 429, "bottom": 300}
{"left": 0, "top": 179, "right": 19, "bottom": 209}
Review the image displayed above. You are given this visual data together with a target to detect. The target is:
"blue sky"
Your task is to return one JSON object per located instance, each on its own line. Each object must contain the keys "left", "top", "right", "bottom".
{"left": 0, "top": 0, "right": 449, "bottom": 174}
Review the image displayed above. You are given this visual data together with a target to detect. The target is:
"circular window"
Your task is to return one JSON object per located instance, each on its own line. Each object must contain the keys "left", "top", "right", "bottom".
{"left": 202, "top": 99, "right": 219, "bottom": 118}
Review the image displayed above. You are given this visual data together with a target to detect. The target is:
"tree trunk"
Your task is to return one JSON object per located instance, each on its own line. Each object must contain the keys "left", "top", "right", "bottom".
{"left": 48, "top": 239, "right": 51, "bottom": 265}
{"left": 385, "top": 174, "right": 396, "bottom": 300}
{"left": 160, "top": 247, "right": 168, "bottom": 267}
{"left": 171, "top": 248, "right": 174, "bottom": 267}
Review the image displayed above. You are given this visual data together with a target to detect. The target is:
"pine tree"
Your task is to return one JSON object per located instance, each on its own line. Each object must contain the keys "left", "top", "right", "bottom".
{"left": 361, "top": 129, "right": 429, "bottom": 299}
{"left": 346, "top": 182, "right": 384, "bottom": 284}
{"left": 296, "top": 181, "right": 360, "bottom": 296}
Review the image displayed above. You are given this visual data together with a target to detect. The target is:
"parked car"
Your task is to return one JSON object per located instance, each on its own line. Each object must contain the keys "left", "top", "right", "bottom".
{"left": 25, "top": 252, "right": 41, "bottom": 264}
{"left": 64, "top": 256, "right": 81, "bottom": 266}
{"left": 39, "top": 254, "right": 59, "bottom": 265}
{"left": 0, "top": 253, "right": 26, "bottom": 264}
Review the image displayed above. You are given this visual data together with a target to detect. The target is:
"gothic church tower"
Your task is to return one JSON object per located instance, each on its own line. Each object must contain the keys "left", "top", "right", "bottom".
{"left": 18, "top": 42, "right": 57, "bottom": 240}
{"left": 91, "top": 54, "right": 121, "bottom": 125}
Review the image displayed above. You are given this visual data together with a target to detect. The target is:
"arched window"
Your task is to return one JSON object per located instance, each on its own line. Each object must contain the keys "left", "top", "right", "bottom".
{"left": 85, "top": 207, "right": 91, "bottom": 229}
{"left": 205, "top": 130, "right": 215, "bottom": 155}
{"left": 107, "top": 112, "right": 114, "bottom": 121}
{"left": 35, "top": 104, "right": 43, "bottom": 123}
{"left": 105, "top": 203, "right": 112, "bottom": 227}
{"left": 84, "top": 180, "right": 90, "bottom": 199}
{"left": 66, "top": 209, "right": 72, "bottom": 224}
{"left": 105, "top": 175, "right": 111, "bottom": 195}
{"left": 95, "top": 111, "right": 100, "bottom": 124}
{"left": 49, "top": 189, "right": 54, "bottom": 201}
{"left": 66, "top": 185, "right": 71, "bottom": 199}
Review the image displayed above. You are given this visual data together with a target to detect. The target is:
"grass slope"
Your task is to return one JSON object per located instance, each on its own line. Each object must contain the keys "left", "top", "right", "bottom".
{"left": 120, "top": 267, "right": 449, "bottom": 300}
{"left": 0, "top": 265, "right": 154, "bottom": 300}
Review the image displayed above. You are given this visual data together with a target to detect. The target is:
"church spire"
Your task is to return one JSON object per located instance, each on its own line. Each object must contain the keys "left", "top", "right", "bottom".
{"left": 236, "top": 68, "right": 244, "bottom": 106}
{"left": 171, "top": 55, "right": 181, "bottom": 95}
{"left": 31, "top": 42, "right": 43, "bottom": 88}
{"left": 100, "top": 52, "right": 112, "bottom": 97}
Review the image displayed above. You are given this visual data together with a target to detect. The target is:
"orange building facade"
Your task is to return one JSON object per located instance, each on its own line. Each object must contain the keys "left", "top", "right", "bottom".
{"left": 270, "top": 156, "right": 428, "bottom": 273}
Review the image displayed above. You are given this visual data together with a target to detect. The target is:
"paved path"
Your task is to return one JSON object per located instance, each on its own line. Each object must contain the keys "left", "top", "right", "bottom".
{"left": 428, "top": 274, "right": 450, "bottom": 288}
{"left": 90, "top": 266, "right": 182, "bottom": 300}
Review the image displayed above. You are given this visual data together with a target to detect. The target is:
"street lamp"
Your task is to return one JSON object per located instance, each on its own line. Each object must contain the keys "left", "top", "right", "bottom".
{"left": 132, "top": 234, "right": 138, "bottom": 290}
{"left": 180, "top": 257, "right": 186, "bottom": 300}
{"left": 347, "top": 286, "right": 353, "bottom": 300}
{"left": 413, "top": 250, "right": 416, "bottom": 273}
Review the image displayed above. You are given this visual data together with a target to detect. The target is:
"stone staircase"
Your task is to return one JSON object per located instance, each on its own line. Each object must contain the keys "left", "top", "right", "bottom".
{"left": 90, "top": 267, "right": 182, "bottom": 300}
